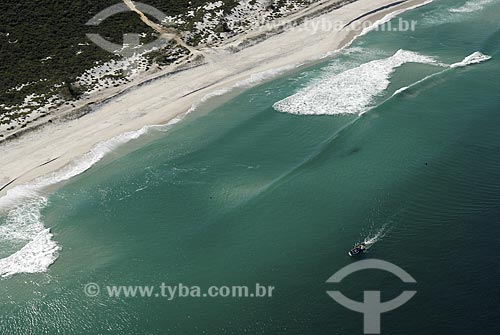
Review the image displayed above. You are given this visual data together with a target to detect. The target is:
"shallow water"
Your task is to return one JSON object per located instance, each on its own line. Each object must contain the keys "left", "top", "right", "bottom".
{"left": 1, "top": 0, "right": 500, "bottom": 333}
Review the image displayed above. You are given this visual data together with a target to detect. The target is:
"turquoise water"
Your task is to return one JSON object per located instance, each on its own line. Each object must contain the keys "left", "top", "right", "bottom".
{"left": 1, "top": 0, "right": 500, "bottom": 333}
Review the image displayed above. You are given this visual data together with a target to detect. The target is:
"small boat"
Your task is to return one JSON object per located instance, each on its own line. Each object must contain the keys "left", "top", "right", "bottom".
{"left": 348, "top": 242, "right": 367, "bottom": 257}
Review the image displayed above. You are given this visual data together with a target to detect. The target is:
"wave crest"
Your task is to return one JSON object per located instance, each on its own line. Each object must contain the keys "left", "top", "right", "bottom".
{"left": 0, "top": 124, "right": 168, "bottom": 277}
{"left": 273, "top": 50, "right": 437, "bottom": 115}
{"left": 450, "top": 51, "right": 492, "bottom": 68}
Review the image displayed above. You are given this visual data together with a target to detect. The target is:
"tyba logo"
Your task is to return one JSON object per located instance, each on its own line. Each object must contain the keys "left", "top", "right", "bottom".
{"left": 86, "top": 2, "right": 169, "bottom": 57}
{"left": 326, "top": 259, "right": 417, "bottom": 334}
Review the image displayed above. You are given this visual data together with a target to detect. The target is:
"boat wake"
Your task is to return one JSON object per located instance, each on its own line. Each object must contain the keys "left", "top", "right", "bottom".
{"left": 361, "top": 222, "right": 390, "bottom": 250}
{"left": 450, "top": 51, "right": 492, "bottom": 68}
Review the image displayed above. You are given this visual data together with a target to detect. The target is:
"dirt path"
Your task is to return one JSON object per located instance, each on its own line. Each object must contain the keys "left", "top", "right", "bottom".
{"left": 122, "top": 0, "right": 200, "bottom": 55}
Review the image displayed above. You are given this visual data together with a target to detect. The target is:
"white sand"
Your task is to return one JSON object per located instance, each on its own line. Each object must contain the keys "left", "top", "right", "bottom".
{"left": 0, "top": 0, "right": 430, "bottom": 197}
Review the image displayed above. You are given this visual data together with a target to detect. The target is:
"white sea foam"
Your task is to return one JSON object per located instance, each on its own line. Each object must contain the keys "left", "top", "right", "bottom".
{"left": 393, "top": 86, "right": 409, "bottom": 96}
{"left": 423, "top": 0, "right": 495, "bottom": 26}
{"left": 187, "top": 64, "right": 297, "bottom": 113}
{"left": 358, "top": 0, "right": 434, "bottom": 37}
{"left": 0, "top": 0, "right": 444, "bottom": 277}
{"left": 0, "top": 196, "right": 60, "bottom": 277}
{"left": 273, "top": 50, "right": 438, "bottom": 115}
{"left": 0, "top": 228, "right": 58, "bottom": 278}
{"left": 0, "top": 62, "right": 300, "bottom": 279}
{"left": 191, "top": 0, "right": 437, "bottom": 115}
{"left": 0, "top": 124, "right": 169, "bottom": 277}
{"left": 449, "top": 0, "right": 495, "bottom": 13}
{"left": 319, "top": 0, "right": 434, "bottom": 59}
{"left": 390, "top": 69, "right": 445, "bottom": 98}
{"left": 390, "top": 52, "right": 491, "bottom": 98}
{"left": 0, "top": 197, "right": 47, "bottom": 241}
{"left": 450, "top": 51, "right": 492, "bottom": 68}
{"left": 0, "top": 125, "right": 167, "bottom": 210}
{"left": 363, "top": 222, "right": 390, "bottom": 249}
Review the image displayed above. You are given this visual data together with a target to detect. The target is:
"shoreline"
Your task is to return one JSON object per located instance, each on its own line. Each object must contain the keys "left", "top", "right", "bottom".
{"left": 1, "top": 0, "right": 431, "bottom": 199}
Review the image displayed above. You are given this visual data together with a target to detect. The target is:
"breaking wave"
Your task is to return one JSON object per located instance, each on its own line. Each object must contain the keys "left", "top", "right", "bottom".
{"left": 0, "top": 62, "right": 303, "bottom": 279}
{"left": 188, "top": 64, "right": 298, "bottom": 113}
{"left": 358, "top": 0, "right": 434, "bottom": 37}
{"left": 0, "top": 124, "right": 172, "bottom": 278}
{"left": 275, "top": 49, "right": 492, "bottom": 117}
{"left": 273, "top": 50, "right": 438, "bottom": 115}
{"left": 450, "top": 51, "right": 492, "bottom": 68}
{"left": 391, "top": 51, "right": 491, "bottom": 99}
{"left": 392, "top": 86, "right": 410, "bottom": 96}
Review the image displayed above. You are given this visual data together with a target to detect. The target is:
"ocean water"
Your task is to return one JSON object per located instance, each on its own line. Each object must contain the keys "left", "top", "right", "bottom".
{"left": 1, "top": 0, "right": 500, "bottom": 333}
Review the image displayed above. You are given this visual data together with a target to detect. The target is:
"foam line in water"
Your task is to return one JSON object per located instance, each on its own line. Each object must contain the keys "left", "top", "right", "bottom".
{"left": 358, "top": 0, "right": 434, "bottom": 37}
{"left": 0, "top": 0, "right": 436, "bottom": 276}
{"left": 0, "top": 126, "right": 163, "bottom": 210}
{"left": 273, "top": 49, "right": 438, "bottom": 115}
{"left": 0, "top": 228, "right": 58, "bottom": 278}
{"left": 187, "top": 65, "right": 297, "bottom": 113}
{"left": 0, "top": 196, "right": 60, "bottom": 277}
{"left": 363, "top": 223, "right": 389, "bottom": 247}
{"left": 188, "top": 1, "right": 437, "bottom": 114}
{"left": 389, "top": 65, "right": 450, "bottom": 99}
{"left": 189, "top": 1, "right": 437, "bottom": 115}
{"left": 450, "top": 51, "right": 492, "bottom": 68}
{"left": 0, "top": 123, "right": 172, "bottom": 278}
{"left": 0, "top": 63, "right": 301, "bottom": 279}
{"left": 449, "top": 0, "right": 495, "bottom": 13}
{"left": 0, "top": 197, "right": 47, "bottom": 242}
{"left": 393, "top": 86, "right": 409, "bottom": 95}
{"left": 388, "top": 52, "right": 491, "bottom": 101}
{"left": 423, "top": 0, "right": 495, "bottom": 26}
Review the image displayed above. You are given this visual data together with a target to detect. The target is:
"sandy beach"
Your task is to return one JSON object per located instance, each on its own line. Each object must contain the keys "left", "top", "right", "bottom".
{"left": 0, "top": 0, "right": 430, "bottom": 198}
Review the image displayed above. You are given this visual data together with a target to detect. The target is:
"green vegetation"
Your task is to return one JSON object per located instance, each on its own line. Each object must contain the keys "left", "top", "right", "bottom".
{"left": 0, "top": 0, "right": 315, "bottom": 130}
{"left": 0, "top": 1, "right": 240, "bottom": 100}
{"left": 1, "top": 1, "right": 154, "bottom": 107}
